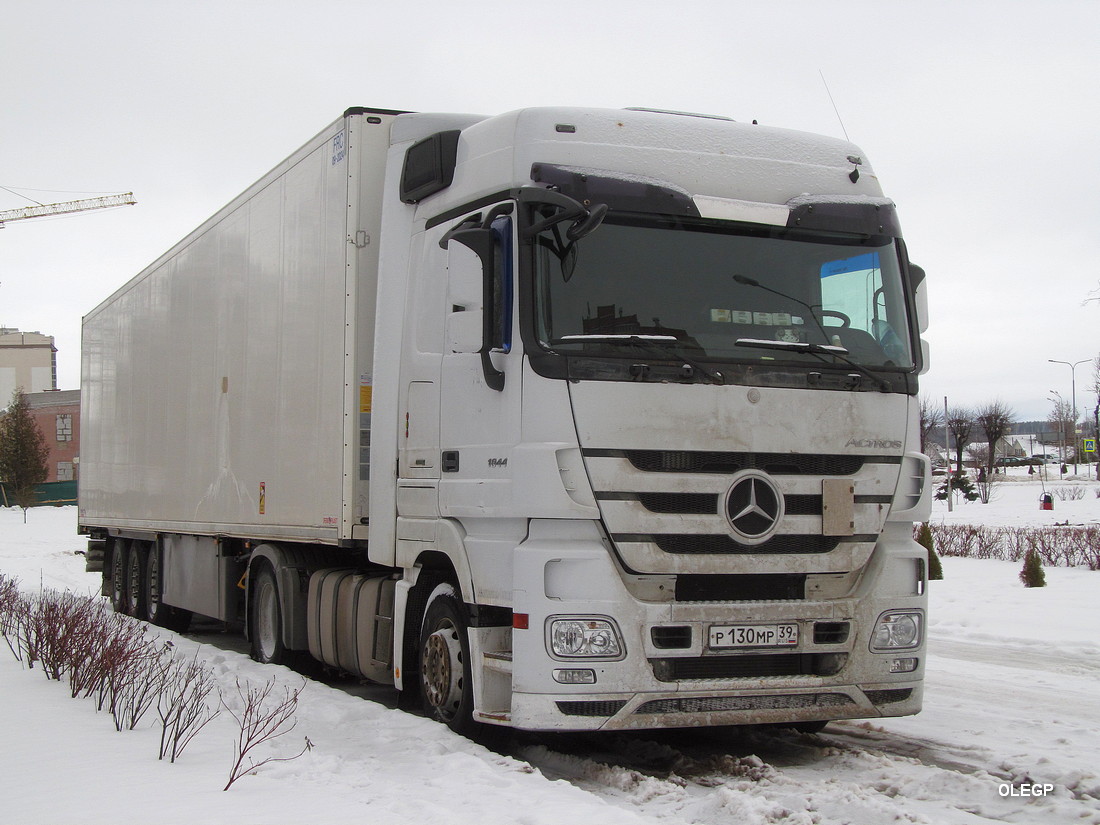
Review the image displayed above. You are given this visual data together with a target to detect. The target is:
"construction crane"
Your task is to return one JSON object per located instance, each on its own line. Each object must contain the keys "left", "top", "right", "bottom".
{"left": 0, "top": 192, "right": 136, "bottom": 228}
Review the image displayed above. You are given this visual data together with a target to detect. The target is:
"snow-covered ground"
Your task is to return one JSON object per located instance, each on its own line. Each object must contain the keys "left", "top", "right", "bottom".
{"left": 1, "top": 479, "right": 1098, "bottom": 825}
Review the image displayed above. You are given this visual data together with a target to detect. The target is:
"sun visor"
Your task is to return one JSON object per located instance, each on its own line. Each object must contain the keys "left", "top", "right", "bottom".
{"left": 530, "top": 163, "right": 699, "bottom": 217}
{"left": 785, "top": 195, "right": 902, "bottom": 238}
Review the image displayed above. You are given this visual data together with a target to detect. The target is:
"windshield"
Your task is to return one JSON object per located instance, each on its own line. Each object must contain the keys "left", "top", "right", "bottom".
{"left": 533, "top": 216, "right": 915, "bottom": 371}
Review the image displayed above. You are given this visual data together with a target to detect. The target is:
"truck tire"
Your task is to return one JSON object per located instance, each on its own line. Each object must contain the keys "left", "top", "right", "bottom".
{"left": 419, "top": 585, "right": 479, "bottom": 738}
{"left": 126, "top": 542, "right": 148, "bottom": 618}
{"left": 141, "top": 544, "right": 192, "bottom": 633}
{"left": 250, "top": 565, "right": 288, "bottom": 665}
{"left": 109, "top": 540, "right": 130, "bottom": 614}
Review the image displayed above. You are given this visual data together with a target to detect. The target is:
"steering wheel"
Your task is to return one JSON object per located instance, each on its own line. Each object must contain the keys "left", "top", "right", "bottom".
{"left": 820, "top": 310, "right": 850, "bottom": 329}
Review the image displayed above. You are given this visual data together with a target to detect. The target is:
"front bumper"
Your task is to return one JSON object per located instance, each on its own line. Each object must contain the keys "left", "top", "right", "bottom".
{"left": 507, "top": 680, "right": 922, "bottom": 731}
{"left": 495, "top": 519, "right": 926, "bottom": 731}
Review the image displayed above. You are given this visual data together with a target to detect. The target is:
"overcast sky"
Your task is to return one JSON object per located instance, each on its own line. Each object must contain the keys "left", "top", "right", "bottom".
{"left": 2, "top": 0, "right": 1098, "bottom": 423}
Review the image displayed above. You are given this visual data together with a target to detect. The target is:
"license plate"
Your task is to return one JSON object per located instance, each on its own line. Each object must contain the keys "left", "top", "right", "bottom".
{"left": 709, "top": 623, "right": 799, "bottom": 649}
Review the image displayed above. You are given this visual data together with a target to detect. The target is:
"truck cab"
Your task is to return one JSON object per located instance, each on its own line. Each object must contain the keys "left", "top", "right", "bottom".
{"left": 374, "top": 107, "right": 930, "bottom": 733}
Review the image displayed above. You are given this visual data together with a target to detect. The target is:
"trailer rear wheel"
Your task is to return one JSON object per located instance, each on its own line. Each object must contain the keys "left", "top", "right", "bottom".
{"left": 109, "top": 540, "right": 130, "bottom": 614}
{"left": 142, "top": 545, "right": 191, "bottom": 633}
{"left": 126, "top": 542, "right": 148, "bottom": 618}
{"left": 250, "top": 565, "right": 287, "bottom": 665}
{"left": 419, "top": 585, "right": 478, "bottom": 737}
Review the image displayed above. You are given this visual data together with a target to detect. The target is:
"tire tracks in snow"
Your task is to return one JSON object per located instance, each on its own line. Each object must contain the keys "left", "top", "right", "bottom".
{"left": 507, "top": 722, "right": 1100, "bottom": 825}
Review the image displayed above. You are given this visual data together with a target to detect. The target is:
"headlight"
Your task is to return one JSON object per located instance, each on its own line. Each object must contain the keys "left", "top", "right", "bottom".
{"left": 548, "top": 617, "right": 624, "bottom": 659}
{"left": 870, "top": 611, "right": 922, "bottom": 652}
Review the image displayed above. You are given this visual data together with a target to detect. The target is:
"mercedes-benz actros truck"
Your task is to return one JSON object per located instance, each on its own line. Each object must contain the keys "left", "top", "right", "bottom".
{"left": 80, "top": 105, "right": 931, "bottom": 738}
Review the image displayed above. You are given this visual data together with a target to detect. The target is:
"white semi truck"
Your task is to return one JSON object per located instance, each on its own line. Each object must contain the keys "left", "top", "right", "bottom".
{"left": 80, "top": 105, "right": 931, "bottom": 738}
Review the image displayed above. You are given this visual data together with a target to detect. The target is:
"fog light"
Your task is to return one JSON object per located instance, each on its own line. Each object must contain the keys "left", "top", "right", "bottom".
{"left": 890, "top": 657, "right": 918, "bottom": 673}
{"left": 548, "top": 617, "right": 624, "bottom": 659}
{"left": 870, "top": 611, "right": 923, "bottom": 652}
{"left": 553, "top": 668, "right": 596, "bottom": 684}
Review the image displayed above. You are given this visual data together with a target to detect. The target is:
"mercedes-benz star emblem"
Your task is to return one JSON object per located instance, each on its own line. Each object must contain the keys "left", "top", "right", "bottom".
{"left": 724, "top": 471, "right": 784, "bottom": 544}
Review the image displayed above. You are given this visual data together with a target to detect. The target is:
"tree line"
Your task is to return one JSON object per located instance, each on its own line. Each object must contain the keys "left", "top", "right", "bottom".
{"left": 920, "top": 351, "right": 1100, "bottom": 480}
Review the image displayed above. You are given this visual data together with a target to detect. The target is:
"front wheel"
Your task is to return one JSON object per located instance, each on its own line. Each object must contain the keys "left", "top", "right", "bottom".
{"left": 419, "top": 585, "right": 479, "bottom": 737}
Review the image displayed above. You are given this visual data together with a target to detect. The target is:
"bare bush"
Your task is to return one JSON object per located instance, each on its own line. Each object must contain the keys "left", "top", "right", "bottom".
{"left": 157, "top": 653, "right": 221, "bottom": 763}
{"left": 95, "top": 615, "right": 161, "bottom": 728}
{"left": 1053, "top": 486, "right": 1085, "bottom": 501}
{"left": 923, "top": 523, "right": 1100, "bottom": 568}
{"left": 114, "top": 642, "right": 175, "bottom": 732}
{"left": 1002, "top": 528, "right": 1029, "bottom": 563}
{"left": 222, "top": 677, "right": 309, "bottom": 790}
{"left": 1, "top": 578, "right": 225, "bottom": 774}
{"left": 0, "top": 575, "right": 28, "bottom": 663}
{"left": 66, "top": 607, "right": 117, "bottom": 699}
{"left": 973, "top": 469, "right": 999, "bottom": 505}
{"left": 34, "top": 590, "right": 100, "bottom": 681}
{"left": 972, "top": 526, "right": 1003, "bottom": 559}
{"left": 926, "top": 524, "right": 981, "bottom": 557}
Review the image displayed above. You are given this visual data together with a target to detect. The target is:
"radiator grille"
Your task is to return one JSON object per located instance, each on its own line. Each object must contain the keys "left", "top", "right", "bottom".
{"left": 583, "top": 447, "right": 899, "bottom": 574}
{"left": 636, "top": 492, "right": 719, "bottom": 513}
{"left": 611, "top": 492, "right": 824, "bottom": 516}
{"left": 614, "top": 450, "right": 870, "bottom": 476}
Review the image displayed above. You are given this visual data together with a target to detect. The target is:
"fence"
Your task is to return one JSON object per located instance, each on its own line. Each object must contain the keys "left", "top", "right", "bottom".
{"left": 0, "top": 480, "right": 78, "bottom": 507}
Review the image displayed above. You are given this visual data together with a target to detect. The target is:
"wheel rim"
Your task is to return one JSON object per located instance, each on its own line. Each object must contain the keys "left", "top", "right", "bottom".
{"left": 146, "top": 551, "right": 160, "bottom": 620}
{"left": 422, "top": 622, "right": 464, "bottom": 720}
{"left": 111, "top": 546, "right": 126, "bottom": 607}
{"left": 127, "top": 550, "right": 142, "bottom": 612}
{"left": 255, "top": 579, "right": 279, "bottom": 661}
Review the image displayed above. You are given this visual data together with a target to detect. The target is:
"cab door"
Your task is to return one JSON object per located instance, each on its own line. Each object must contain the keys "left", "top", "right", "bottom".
{"left": 437, "top": 208, "right": 522, "bottom": 518}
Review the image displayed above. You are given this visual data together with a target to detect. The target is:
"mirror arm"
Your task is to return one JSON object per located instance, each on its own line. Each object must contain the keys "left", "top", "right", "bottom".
{"left": 480, "top": 202, "right": 514, "bottom": 229}
{"left": 517, "top": 188, "right": 588, "bottom": 240}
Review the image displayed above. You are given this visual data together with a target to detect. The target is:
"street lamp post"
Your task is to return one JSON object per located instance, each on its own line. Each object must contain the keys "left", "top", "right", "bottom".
{"left": 1048, "top": 392, "right": 1065, "bottom": 475}
{"left": 1049, "top": 358, "right": 1088, "bottom": 476}
{"left": 1096, "top": 402, "right": 1100, "bottom": 481}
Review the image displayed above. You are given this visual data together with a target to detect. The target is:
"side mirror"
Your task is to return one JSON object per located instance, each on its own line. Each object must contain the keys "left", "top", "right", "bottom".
{"left": 442, "top": 226, "right": 505, "bottom": 391}
{"left": 909, "top": 263, "right": 928, "bottom": 335}
{"left": 446, "top": 242, "right": 485, "bottom": 354}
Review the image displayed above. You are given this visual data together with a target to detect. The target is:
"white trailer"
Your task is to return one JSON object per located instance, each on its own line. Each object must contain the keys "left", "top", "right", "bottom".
{"left": 80, "top": 105, "right": 931, "bottom": 738}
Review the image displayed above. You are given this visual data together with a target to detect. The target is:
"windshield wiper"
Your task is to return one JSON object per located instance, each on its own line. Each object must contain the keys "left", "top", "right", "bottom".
{"left": 733, "top": 338, "right": 890, "bottom": 392}
{"left": 553, "top": 334, "right": 725, "bottom": 384}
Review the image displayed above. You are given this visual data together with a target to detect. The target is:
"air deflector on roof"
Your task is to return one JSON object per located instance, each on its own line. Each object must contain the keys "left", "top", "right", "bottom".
{"left": 400, "top": 130, "right": 461, "bottom": 204}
